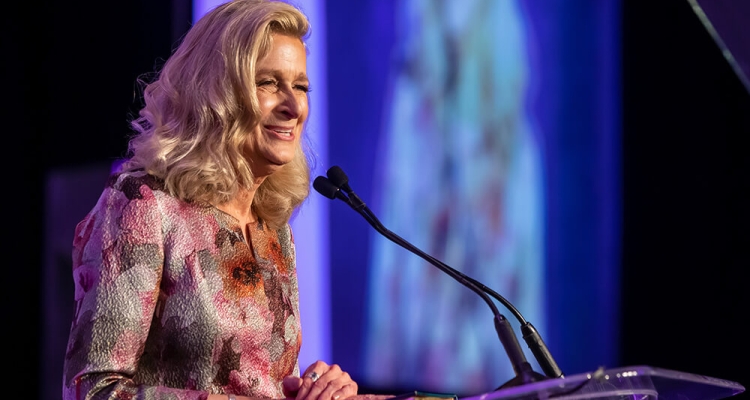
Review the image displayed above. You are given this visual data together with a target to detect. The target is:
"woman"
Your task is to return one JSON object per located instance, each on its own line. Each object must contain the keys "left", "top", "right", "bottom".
{"left": 62, "top": 1, "right": 359, "bottom": 399}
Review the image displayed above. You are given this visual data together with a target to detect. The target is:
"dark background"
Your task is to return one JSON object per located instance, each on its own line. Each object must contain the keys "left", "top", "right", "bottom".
{"left": 5, "top": 0, "right": 747, "bottom": 398}
{"left": 620, "top": 0, "right": 749, "bottom": 397}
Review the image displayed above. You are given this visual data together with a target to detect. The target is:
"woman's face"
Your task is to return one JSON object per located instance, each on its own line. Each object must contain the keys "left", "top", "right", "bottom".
{"left": 244, "top": 34, "right": 309, "bottom": 177}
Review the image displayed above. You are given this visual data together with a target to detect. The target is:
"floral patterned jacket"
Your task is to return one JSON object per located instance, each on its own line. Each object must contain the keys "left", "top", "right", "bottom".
{"left": 63, "top": 171, "right": 302, "bottom": 400}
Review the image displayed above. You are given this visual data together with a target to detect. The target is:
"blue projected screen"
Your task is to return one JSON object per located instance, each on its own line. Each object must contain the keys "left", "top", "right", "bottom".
{"left": 361, "top": 0, "right": 545, "bottom": 393}
{"left": 323, "top": 0, "right": 620, "bottom": 395}
{"left": 321, "top": 0, "right": 625, "bottom": 395}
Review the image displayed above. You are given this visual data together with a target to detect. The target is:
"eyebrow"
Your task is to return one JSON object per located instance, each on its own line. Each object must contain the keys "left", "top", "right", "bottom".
{"left": 255, "top": 69, "right": 309, "bottom": 82}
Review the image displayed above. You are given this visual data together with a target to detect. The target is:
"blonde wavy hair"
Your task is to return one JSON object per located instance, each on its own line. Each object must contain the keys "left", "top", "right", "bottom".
{"left": 121, "top": 0, "right": 313, "bottom": 230}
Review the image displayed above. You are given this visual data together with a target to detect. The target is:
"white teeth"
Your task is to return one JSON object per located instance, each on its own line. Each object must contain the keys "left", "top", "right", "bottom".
{"left": 272, "top": 129, "right": 292, "bottom": 137}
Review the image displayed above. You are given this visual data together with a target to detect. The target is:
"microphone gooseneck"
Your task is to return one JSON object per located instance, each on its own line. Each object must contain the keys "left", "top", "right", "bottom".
{"left": 314, "top": 166, "right": 560, "bottom": 389}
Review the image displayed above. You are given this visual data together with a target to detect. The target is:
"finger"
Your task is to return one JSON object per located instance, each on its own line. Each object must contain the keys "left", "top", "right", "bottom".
{"left": 305, "top": 365, "right": 356, "bottom": 400}
{"left": 316, "top": 373, "right": 347, "bottom": 400}
{"left": 296, "top": 361, "right": 330, "bottom": 400}
{"left": 330, "top": 383, "right": 358, "bottom": 400}
{"left": 300, "top": 366, "right": 338, "bottom": 400}
{"left": 300, "top": 363, "right": 345, "bottom": 400}
{"left": 302, "top": 360, "right": 329, "bottom": 378}
{"left": 283, "top": 376, "right": 304, "bottom": 398}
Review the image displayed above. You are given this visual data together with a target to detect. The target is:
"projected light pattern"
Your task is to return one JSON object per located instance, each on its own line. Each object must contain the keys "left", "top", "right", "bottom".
{"left": 363, "top": 0, "right": 545, "bottom": 393}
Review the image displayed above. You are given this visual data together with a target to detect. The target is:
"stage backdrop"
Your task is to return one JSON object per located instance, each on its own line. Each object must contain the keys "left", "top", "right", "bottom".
{"left": 324, "top": 0, "right": 621, "bottom": 395}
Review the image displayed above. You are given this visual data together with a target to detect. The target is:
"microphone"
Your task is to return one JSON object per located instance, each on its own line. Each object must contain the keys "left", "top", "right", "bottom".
{"left": 314, "top": 165, "right": 563, "bottom": 389}
{"left": 321, "top": 166, "right": 562, "bottom": 380}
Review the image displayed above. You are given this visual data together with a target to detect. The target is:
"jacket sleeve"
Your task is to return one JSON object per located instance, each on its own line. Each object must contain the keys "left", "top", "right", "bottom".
{"left": 62, "top": 180, "right": 209, "bottom": 400}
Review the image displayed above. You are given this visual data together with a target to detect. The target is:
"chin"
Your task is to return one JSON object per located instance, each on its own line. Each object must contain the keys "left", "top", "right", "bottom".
{"left": 270, "top": 155, "right": 295, "bottom": 166}
{"left": 260, "top": 156, "right": 294, "bottom": 174}
{"left": 252, "top": 146, "right": 297, "bottom": 175}
{"left": 268, "top": 150, "right": 296, "bottom": 166}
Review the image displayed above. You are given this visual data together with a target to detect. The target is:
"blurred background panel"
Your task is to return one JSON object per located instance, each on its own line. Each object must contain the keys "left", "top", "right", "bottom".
{"left": 324, "top": 0, "right": 620, "bottom": 394}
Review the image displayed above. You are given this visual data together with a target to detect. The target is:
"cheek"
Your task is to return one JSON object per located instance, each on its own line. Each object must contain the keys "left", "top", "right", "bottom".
{"left": 257, "top": 94, "right": 276, "bottom": 115}
{"left": 298, "top": 97, "right": 310, "bottom": 121}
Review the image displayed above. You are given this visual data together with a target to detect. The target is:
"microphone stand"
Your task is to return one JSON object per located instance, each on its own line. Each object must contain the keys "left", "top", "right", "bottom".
{"left": 313, "top": 175, "right": 550, "bottom": 389}
{"left": 321, "top": 166, "right": 563, "bottom": 380}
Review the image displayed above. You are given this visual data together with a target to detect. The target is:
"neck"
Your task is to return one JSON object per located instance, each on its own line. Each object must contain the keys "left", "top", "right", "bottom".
{"left": 215, "top": 186, "right": 258, "bottom": 225}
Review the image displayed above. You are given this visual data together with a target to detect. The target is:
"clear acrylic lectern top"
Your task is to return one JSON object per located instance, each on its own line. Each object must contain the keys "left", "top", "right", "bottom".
{"left": 461, "top": 365, "right": 745, "bottom": 400}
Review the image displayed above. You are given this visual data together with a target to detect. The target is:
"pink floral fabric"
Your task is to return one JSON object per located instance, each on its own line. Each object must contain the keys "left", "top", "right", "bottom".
{"left": 63, "top": 171, "right": 302, "bottom": 400}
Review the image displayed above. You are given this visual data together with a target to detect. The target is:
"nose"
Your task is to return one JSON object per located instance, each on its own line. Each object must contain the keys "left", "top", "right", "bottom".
{"left": 278, "top": 88, "right": 303, "bottom": 119}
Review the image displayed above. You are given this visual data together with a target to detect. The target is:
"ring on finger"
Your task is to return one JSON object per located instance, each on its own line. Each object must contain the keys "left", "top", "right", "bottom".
{"left": 306, "top": 371, "right": 320, "bottom": 382}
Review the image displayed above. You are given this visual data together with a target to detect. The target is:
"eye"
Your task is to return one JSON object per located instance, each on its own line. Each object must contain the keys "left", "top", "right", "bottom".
{"left": 257, "top": 79, "right": 278, "bottom": 90}
{"left": 295, "top": 84, "right": 311, "bottom": 93}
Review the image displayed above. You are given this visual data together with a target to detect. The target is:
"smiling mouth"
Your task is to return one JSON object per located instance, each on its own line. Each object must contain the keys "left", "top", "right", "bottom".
{"left": 266, "top": 126, "right": 294, "bottom": 138}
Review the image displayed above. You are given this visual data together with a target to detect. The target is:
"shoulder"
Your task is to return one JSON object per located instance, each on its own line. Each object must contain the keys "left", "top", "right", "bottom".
{"left": 104, "top": 170, "right": 193, "bottom": 212}
{"left": 83, "top": 171, "right": 183, "bottom": 231}
{"left": 107, "top": 170, "right": 166, "bottom": 199}
{"left": 73, "top": 171, "right": 172, "bottom": 262}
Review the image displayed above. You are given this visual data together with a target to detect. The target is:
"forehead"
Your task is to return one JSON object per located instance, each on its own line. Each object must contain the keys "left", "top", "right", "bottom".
{"left": 257, "top": 34, "right": 307, "bottom": 69}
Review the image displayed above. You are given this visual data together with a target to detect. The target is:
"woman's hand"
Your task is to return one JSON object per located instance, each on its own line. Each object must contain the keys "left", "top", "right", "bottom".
{"left": 284, "top": 360, "right": 358, "bottom": 400}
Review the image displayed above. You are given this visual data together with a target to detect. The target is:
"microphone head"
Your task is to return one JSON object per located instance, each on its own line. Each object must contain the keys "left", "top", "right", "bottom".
{"left": 313, "top": 176, "right": 340, "bottom": 199}
{"left": 327, "top": 165, "right": 351, "bottom": 191}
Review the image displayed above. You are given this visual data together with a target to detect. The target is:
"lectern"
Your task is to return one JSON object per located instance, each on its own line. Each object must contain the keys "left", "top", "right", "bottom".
{"left": 462, "top": 365, "right": 745, "bottom": 400}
